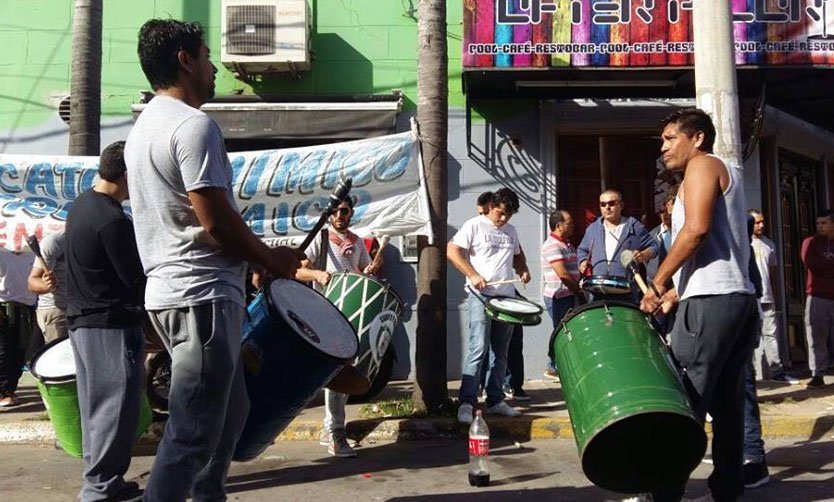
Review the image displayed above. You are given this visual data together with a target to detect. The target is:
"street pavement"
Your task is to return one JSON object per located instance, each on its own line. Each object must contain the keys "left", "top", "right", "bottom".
{"left": 1, "top": 437, "right": 833, "bottom": 501}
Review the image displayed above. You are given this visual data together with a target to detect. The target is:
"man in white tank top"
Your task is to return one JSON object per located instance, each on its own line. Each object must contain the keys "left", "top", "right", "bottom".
{"left": 640, "top": 108, "right": 758, "bottom": 502}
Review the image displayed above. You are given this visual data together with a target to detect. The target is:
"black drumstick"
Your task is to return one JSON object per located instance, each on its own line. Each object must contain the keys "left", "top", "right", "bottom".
{"left": 297, "top": 178, "right": 353, "bottom": 253}
{"left": 25, "top": 235, "right": 50, "bottom": 272}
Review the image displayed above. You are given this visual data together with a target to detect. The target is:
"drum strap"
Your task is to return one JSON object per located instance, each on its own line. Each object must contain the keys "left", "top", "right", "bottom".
{"left": 315, "top": 229, "right": 328, "bottom": 272}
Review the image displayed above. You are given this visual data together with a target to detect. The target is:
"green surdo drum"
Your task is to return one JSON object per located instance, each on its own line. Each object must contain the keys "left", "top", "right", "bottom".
{"left": 324, "top": 272, "right": 404, "bottom": 389}
{"left": 30, "top": 336, "right": 152, "bottom": 458}
{"left": 553, "top": 301, "right": 707, "bottom": 494}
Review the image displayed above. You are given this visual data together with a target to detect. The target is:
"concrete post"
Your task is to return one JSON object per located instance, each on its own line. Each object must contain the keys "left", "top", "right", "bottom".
{"left": 692, "top": 0, "right": 743, "bottom": 169}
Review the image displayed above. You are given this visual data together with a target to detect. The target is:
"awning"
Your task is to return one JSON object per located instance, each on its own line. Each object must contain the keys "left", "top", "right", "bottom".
{"left": 131, "top": 98, "right": 403, "bottom": 140}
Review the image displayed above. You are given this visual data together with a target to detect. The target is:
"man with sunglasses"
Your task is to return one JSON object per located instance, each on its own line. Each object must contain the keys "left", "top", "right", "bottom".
{"left": 577, "top": 189, "right": 657, "bottom": 304}
{"left": 296, "top": 197, "right": 379, "bottom": 457}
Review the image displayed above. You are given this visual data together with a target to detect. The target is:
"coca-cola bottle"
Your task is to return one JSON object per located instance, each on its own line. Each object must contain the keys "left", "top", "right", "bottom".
{"left": 468, "top": 409, "right": 490, "bottom": 487}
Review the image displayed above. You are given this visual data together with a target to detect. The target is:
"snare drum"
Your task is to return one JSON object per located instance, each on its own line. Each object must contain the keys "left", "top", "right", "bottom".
{"left": 581, "top": 275, "right": 632, "bottom": 296}
{"left": 553, "top": 301, "right": 706, "bottom": 493}
{"left": 324, "top": 272, "right": 404, "bottom": 389}
{"left": 484, "top": 296, "right": 543, "bottom": 326}
{"left": 30, "top": 336, "right": 152, "bottom": 458}
{"left": 234, "top": 279, "right": 358, "bottom": 462}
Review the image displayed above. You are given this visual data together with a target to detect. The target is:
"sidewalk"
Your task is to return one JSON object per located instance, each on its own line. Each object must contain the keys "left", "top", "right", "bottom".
{"left": 2, "top": 373, "right": 833, "bottom": 446}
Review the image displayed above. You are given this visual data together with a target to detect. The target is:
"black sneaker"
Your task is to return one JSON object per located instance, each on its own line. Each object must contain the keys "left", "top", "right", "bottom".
{"left": 743, "top": 461, "right": 770, "bottom": 489}
{"left": 512, "top": 389, "right": 531, "bottom": 401}
{"left": 108, "top": 481, "right": 143, "bottom": 502}
{"left": 807, "top": 375, "right": 826, "bottom": 388}
{"left": 771, "top": 373, "right": 800, "bottom": 385}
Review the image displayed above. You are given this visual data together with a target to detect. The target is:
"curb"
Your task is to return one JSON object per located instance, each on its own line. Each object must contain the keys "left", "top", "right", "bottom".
{"left": 2, "top": 414, "right": 831, "bottom": 446}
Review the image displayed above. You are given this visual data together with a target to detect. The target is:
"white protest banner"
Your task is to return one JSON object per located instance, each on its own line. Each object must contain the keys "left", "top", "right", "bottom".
{"left": 0, "top": 128, "right": 431, "bottom": 252}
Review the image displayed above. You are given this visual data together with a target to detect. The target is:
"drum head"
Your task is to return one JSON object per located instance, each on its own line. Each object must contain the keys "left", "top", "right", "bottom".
{"left": 267, "top": 279, "right": 358, "bottom": 363}
{"left": 562, "top": 300, "right": 640, "bottom": 325}
{"left": 31, "top": 336, "right": 76, "bottom": 383}
{"left": 486, "top": 297, "right": 543, "bottom": 316}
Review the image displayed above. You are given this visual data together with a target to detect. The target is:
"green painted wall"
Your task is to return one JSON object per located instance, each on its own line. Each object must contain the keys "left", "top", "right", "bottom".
{"left": 0, "top": 0, "right": 466, "bottom": 130}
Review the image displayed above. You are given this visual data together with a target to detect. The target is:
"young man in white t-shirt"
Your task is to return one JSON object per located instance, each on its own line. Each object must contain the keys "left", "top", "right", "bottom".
{"left": 296, "top": 197, "right": 379, "bottom": 457}
{"left": 448, "top": 188, "right": 530, "bottom": 424}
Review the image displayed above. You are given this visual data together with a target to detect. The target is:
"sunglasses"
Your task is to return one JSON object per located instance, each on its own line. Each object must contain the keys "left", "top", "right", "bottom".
{"left": 600, "top": 200, "right": 620, "bottom": 208}
{"left": 335, "top": 207, "right": 351, "bottom": 216}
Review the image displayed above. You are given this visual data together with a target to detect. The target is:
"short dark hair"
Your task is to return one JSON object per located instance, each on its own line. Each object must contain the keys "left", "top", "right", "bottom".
{"left": 549, "top": 210, "right": 568, "bottom": 231}
{"left": 492, "top": 188, "right": 520, "bottom": 213}
{"left": 660, "top": 108, "right": 716, "bottom": 153}
{"left": 477, "top": 191, "right": 494, "bottom": 207}
{"left": 748, "top": 208, "right": 762, "bottom": 217}
{"left": 99, "top": 141, "right": 126, "bottom": 182}
{"left": 340, "top": 195, "right": 355, "bottom": 209}
{"left": 137, "top": 19, "right": 205, "bottom": 91}
{"left": 818, "top": 209, "right": 834, "bottom": 220}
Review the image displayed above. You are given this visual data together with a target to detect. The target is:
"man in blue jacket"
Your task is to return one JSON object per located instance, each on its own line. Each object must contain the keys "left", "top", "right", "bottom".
{"left": 577, "top": 189, "right": 657, "bottom": 304}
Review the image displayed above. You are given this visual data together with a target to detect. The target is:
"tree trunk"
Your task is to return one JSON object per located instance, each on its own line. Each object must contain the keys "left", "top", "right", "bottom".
{"left": 412, "top": 0, "right": 449, "bottom": 413}
{"left": 68, "top": 0, "right": 102, "bottom": 156}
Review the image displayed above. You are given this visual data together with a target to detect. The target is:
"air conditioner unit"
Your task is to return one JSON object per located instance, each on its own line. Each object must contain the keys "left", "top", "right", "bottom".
{"left": 221, "top": 0, "right": 311, "bottom": 73}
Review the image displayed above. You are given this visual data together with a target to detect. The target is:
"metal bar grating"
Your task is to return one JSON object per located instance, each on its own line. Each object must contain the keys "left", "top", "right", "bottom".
{"left": 226, "top": 5, "right": 275, "bottom": 55}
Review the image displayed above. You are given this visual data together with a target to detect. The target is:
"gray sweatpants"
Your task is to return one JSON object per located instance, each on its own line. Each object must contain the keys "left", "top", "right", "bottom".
{"left": 805, "top": 296, "right": 834, "bottom": 377}
{"left": 69, "top": 326, "right": 144, "bottom": 501}
{"left": 143, "top": 301, "right": 249, "bottom": 502}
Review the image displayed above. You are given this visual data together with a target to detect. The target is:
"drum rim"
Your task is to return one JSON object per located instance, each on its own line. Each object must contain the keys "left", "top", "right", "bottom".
{"left": 583, "top": 274, "right": 630, "bottom": 285}
{"left": 562, "top": 300, "right": 642, "bottom": 325}
{"left": 30, "top": 335, "right": 76, "bottom": 383}
{"left": 265, "top": 278, "right": 359, "bottom": 363}
{"left": 485, "top": 296, "right": 543, "bottom": 317}
{"left": 326, "top": 271, "right": 405, "bottom": 313}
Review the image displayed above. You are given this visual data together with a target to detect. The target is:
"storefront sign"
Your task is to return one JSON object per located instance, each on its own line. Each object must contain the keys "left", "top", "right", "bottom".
{"left": 0, "top": 130, "right": 431, "bottom": 252}
{"left": 463, "top": 0, "right": 834, "bottom": 67}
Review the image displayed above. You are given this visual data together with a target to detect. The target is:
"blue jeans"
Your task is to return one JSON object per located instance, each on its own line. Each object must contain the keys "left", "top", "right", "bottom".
{"left": 460, "top": 294, "right": 513, "bottom": 408}
{"left": 501, "top": 324, "right": 524, "bottom": 392}
{"left": 546, "top": 296, "right": 575, "bottom": 371}
{"left": 744, "top": 353, "right": 766, "bottom": 464}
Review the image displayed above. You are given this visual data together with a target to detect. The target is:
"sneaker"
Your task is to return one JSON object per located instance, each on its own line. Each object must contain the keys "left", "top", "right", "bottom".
{"left": 112, "top": 481, "right": 143, "bottom": 502}
{"left": 743, "top": 460, "right": 770, "bottom": 489}
{"left": 0, "top": 392, "right": 17, "bottom": 408}
{"left": 319, "top": 429, "right": 356, "bottom": 447}
{"left": 485, "top": 401, "right": 521, "bottom": 417}
{"left": 327, "top": 429, "right": 356, "bottom": 458}
{"left": 543, "top": 368, "right": 559, "bottom": 381}
{"left": 771, "top": 373, "right": 801, "bottom": 385}
{"left": 511, "top": 389, "right": 531, "bottom": 401}
{"left": 681, "top": 494, "right": 715, "bottom": 502}
{"left": 807, "top": 375, "right": 825, "bottom": 388}
{"left": 457, "top": 403, "right": 474, "bottom": 424}
{"left": 604, "top": 495, "right": 652, "bottom": 502}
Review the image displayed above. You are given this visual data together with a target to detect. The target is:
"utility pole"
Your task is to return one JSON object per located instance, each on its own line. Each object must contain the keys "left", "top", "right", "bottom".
{"left": 692, "top": 0, "right": 742, "bottom": 169}
{"left": 413, "top": 0, "right": 449, "bottom": 413}
{"left": 68, "top": 0, "right": 102, "bottom": 156}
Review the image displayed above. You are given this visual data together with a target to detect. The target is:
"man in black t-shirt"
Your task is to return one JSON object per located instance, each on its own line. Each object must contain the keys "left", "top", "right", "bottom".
{"left": 65, "top": 141, "right": 146, "bottom": 502}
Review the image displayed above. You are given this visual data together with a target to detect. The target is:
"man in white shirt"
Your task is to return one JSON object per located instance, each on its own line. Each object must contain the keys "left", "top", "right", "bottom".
{"left": 28, "top": 231, "right": 68, "bottom": 343}
{"left": 749, "top": 209, "right": 796, "bottom": 384}
{"left": 448, "top": 188, "right": 530, "bottom": 424}
{"left": 296, "top": 197, "right": 379, "bottom": 458}
{"left": 0, "top": 249, "right": 37, "bottom": 407}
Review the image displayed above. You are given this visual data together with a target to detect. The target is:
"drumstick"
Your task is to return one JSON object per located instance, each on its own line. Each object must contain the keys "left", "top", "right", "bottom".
{"left": 297, "top": 178, "right": 352, "bottom": 253}
{"left": 26, "top": 235, "right": 50, "bottom": 273}
{"left": 369, "top": 235, "right": 390, "bottom": 270}
{"left": 619, "top": 249, "right": 648, "bottom": 294}
{"left": 484, "top": 278, "right": 524, "bottom": 287}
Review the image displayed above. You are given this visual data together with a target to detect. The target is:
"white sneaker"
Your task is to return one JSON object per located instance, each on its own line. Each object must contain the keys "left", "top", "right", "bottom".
{"left": 319, "top": 429, "right": 356, "bottom": 447}
{"left": 327, "top": 429, "right": 357, "bottom": 458}
{"left": 603, "top": 495, "right": 652, "bottom": 502}
{"left": 485, "top": 401, "right": 521, "bottom": 417}
{"left": 457, "top": 403, "right": 474, "bottom": 424}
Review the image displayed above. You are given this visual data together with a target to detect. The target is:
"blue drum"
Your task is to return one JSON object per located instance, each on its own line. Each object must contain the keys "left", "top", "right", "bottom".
{"left": 233, "top": 279, "right": 358, "bottom": 462}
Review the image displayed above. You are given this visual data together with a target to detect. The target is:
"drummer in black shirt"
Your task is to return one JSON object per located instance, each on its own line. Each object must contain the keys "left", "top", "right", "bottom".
{"left": 64, "top": 141, "right": 146, "bottom": 502}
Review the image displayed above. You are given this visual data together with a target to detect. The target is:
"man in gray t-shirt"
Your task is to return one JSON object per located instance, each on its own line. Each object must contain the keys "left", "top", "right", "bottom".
{"left": 126, "top": 19, "right": 301, "bottom": 501}
{"left": 27, "top": 231, "right": 68, "bottom": 343}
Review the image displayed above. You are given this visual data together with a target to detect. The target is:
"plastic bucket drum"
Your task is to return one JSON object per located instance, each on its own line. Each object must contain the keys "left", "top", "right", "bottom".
{"left": 30, "top": 336, "right": 152, "bottom": 458}
{"left": 234, "top": 279, "right": 358, "bottom": 462}
{"left": 484, "top": 296, "right": 542, "bottom": 326}
{"left": 553, "top": 301, "right": 706, "bottom": 494}
{"left": 324, "top": 272, "right": 403, "bottom": 388}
